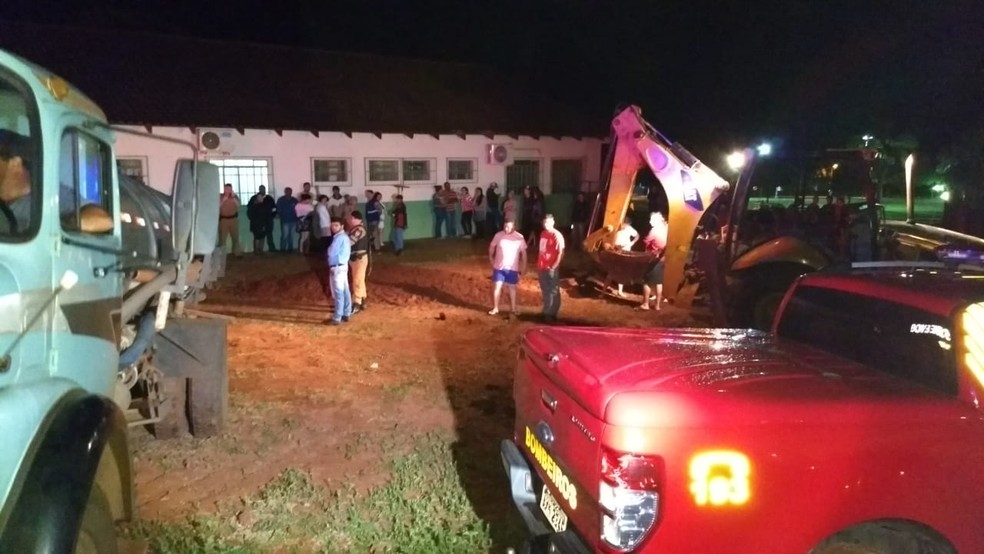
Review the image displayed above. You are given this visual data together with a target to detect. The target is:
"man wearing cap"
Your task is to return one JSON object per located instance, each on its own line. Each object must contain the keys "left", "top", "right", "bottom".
{"left": 347, "top": 210, "right": 370, "bottom": 313}
{"left": 537, "top": 213, "right": 566, "bottom": 322}
{"left": 325, "top": 217, "right": 352, "bottom": 325}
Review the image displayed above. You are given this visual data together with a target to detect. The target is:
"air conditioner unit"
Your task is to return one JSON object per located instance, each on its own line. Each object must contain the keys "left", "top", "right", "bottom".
{"left": 199, "top": 129, "right": 236, "bottom": 156}
{"left": 487, "top": 143, "right": 513, "bottom": 165}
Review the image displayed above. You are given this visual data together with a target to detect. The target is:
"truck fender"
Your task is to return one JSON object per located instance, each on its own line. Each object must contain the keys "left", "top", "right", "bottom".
{"left": 730, "top": 235, "right": 831, "bottom": 272}
{"left": 0, "top": 384, "right": 133, "bottom": 553}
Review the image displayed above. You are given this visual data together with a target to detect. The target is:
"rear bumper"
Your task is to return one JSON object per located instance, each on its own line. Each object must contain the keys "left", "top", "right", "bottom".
{"left": 500, "top": 439, "right": 592, "bottom": 554}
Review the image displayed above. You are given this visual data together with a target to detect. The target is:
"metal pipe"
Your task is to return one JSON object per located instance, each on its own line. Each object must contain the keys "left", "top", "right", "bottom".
{"left": 119, "top": 311, "right": 156, "bottom": 368}
{"left": 905, "top": 154, "right": 915, "bottom": 224}
{"left": 121, "top": 264, "right": 178, "bottom": 323}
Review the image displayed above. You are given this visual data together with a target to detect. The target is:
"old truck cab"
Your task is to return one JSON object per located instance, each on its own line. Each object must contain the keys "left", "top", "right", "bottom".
{"left": 502, "top": 257, "right": 984, "bottom": 553}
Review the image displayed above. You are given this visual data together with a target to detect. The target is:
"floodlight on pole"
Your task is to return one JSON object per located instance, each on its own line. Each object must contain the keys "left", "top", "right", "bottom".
{"left": 756, "top": 142, "right": 772, "bottom": 156}
{"left": 726, "top": 151, "right": 746, "bottom": 171}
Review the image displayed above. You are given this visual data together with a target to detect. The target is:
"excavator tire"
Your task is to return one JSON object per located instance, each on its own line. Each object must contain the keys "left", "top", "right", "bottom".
{"left": 730, "top": 264, "right": 812, "bottom": 330}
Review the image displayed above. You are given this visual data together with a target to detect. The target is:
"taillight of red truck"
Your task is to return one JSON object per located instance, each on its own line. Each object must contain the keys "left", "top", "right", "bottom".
{"left": 598, "top": 447, "right": 662, "bottom": 551}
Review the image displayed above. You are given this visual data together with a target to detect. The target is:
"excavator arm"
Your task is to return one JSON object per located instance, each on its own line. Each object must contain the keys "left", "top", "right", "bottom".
{"left": 584, "top": 105, "right": 730, "bottom": 306}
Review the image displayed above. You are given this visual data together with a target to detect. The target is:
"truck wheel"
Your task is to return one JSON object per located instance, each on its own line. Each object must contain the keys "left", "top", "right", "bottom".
{"left": 74, "top": 487, "right": 118, "bottom": 554}
{"left": 731, "top": 265, "right": 809, "bottom": 330}
{"left": 154, "top": 318, "right": 228, "bottom": 437}
{"left": 812, "top": 522, "right": 955, "bottom": 554}
{"left": 154, "top": 377, "right": 190, "bottom": 439}
{"left": 750, "top": 288, "right": 787, "bottom": 331}
{"left": 187, "top": 368, "right": 228, "bottom": 437}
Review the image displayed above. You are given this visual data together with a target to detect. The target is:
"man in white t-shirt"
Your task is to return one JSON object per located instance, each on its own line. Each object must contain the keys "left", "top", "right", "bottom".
{"left": 488, "top": 219, "right": 527, "bottom": 317}
{"left": 327, "top": 186, "right": 346, "bottom": 219}
{"left": 611, "top": 219, "right": 638, "bottom": 297}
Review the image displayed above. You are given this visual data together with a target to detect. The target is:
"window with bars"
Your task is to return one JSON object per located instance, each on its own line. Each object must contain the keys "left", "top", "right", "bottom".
{"left": 402, "top": 158, "right": 435, "bottom": 182}
{"left": 312, "top": 158, "right": 350, "bottom": 185}
{"left": 367, "top": 159, "right": 400, "bottom": 183}
{"left": 117, "top": 157, "right": 148, "bottom": 186}
{"left": 505, "top": 159, "right": 541, "bottom": 192}
{"left": 447, "top": 158, "right": 477, "bottom": 182}
{"left": 550, "top": 158, "right": 584, "bottom": 194}
{"left": 366, "top": 158, "right": 437, "bottom": 184}
{"left": 209, "top": 158, "right": 272, "bottom": 203}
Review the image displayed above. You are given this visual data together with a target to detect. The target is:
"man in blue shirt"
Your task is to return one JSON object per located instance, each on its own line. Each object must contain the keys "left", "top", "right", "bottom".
{"left": 276, "top": 187, "right": 299, "bottom": 253}
{"left": 325, "top": 217, "right": 352, "bottom": 325}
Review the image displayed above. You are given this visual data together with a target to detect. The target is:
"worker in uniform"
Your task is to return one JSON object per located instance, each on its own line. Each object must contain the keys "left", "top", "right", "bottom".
{"left": 218, "top": 183, "right": 241, "bottom": 256}
{"left": 347, "top": 210, "right": 370, "bottom": 313}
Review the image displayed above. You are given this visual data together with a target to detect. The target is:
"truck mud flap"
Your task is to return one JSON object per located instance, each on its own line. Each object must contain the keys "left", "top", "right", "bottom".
{"left": 154, "top": 318, "right": 228, "bottom": 436}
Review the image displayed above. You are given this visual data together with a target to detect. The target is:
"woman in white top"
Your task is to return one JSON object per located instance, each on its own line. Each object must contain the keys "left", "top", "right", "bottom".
{"left": 294, "top": 193, "right": 316, "bottom": 254}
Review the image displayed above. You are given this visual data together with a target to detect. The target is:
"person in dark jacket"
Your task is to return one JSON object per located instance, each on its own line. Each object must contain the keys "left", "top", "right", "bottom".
{"left": 276, "top": 187, "right": 298, "bottom": 252}
{"left": 486, "top": 182, "right": 501, "bottom": 232}
{"left": 247, "top": 185, "right": 277, "bottom": 253}
{"left": 366, "top": 191, "right": 383, "bottom": 251}
{"left": 571, "top": 191, "right": 591, "bottom": 250}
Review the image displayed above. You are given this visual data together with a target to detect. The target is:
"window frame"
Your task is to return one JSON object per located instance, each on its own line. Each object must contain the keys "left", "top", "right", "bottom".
{"left": 550, "top": 157, "right": 585, "bottom": 195}
{"left": 209, "top": 157, "right": 274, "bottom": 204}
{"left": 505, "top": 157, "right": 543, "bottom": 192}
{"left": 311, "top": 157, "right": 352, "bottom": 187}
{"left": 447, "top": 158, "right": 478, "bottom": 184}
{"left": 775, "top": 284, "right": 958, "bottom": 396}
{"left": 366, "top": 158, "right": 402, "bottom": 185}
{"left": 402, "top": 158, "right": 437, "bottom": 184}
{"left": 0, "top": 67, "right": 42, "bottom": 243}
{"left": 59, "top": 127, "right": 116, "bottom": 237}
{"left": 116, "top": 156, "right": 149, "bottom": 186}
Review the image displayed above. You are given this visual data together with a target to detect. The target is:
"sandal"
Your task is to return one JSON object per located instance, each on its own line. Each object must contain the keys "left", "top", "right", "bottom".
{"left": 488, "top": 308, "right": 499, "bottom": 316}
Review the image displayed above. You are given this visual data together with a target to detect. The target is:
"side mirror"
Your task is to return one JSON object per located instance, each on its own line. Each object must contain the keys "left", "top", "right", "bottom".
{"left": 172, "top": 160, "right": 220, "bottom": 256}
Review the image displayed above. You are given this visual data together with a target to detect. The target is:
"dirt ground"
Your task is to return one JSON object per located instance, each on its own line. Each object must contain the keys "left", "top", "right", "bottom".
{"left": 128, "top": 238, "right": 699, "bottom": 551}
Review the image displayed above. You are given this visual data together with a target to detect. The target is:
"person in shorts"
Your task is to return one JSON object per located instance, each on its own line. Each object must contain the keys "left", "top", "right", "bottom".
{"left": 639, "top": 212, "right": 668, "bottom": 311}
{"left": 488, "top": 219, "right": 527, "bottom": 317}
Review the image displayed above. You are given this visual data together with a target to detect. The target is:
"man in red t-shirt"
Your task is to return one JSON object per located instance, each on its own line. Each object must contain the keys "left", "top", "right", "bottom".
{"left": 537, "top": 213, "right": 566, "bottom": 322}
{"left": 640, "top": 212, "right": 668, "bottom": 311}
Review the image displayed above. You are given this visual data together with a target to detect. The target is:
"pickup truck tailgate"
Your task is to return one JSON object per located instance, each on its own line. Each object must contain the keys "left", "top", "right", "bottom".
{"left": 511, "top": 328, "right": 611, "bottom": 547}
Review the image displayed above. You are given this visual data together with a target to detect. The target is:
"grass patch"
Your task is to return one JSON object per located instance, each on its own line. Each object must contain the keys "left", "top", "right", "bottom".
{"left": 124, "top": 433, "right": 496, "bottom": 553}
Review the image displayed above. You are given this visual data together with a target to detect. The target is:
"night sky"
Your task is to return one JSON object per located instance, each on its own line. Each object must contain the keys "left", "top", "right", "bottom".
{"left": 2, "top": 0, "right": 982, "bottom": 153}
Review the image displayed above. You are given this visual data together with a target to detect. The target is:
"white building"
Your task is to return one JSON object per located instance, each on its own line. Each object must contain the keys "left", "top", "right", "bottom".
{"left": 1, "top": 21, "right": 606, "bottom": 248}
{"left": 114, "top": 127, "right": 602, "bottom": 245}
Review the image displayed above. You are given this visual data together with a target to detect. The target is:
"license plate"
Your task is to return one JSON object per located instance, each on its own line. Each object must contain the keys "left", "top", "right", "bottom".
{"left": 539, "top": 485, "right": 568, "bottom": 533}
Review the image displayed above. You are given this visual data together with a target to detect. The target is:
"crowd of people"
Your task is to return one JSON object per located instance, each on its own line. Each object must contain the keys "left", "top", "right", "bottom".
{"left": 216, "top": 180, "right": 665, "bottom": 324}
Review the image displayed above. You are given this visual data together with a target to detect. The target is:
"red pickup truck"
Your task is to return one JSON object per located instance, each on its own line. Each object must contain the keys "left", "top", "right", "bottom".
{"left": 502, "top": 260, "right": 984, "bottom": 553}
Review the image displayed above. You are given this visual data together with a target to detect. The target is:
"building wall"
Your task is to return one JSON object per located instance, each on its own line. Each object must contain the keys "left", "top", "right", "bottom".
{"left": 114, "top": 126, "right": 602, "bottom": 250}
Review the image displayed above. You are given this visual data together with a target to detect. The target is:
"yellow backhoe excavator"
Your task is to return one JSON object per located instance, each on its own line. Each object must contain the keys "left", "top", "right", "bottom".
{"left": 581, "top": 105, "right": 984, "bottom": 328}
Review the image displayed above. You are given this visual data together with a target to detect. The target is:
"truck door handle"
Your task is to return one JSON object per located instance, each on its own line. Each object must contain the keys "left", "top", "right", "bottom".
{"left": 541, "top": 390, "right": 557, "bottom": 413}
